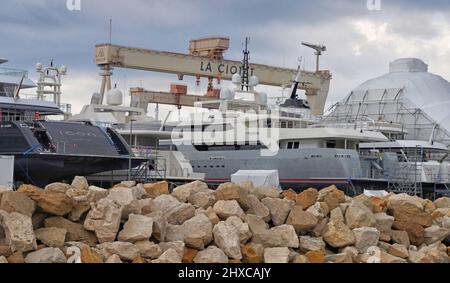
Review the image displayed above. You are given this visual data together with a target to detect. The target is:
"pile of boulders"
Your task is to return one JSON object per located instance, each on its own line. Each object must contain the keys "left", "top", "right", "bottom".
{"left": 0, "top": 177, "right": 449, "bottom": 263}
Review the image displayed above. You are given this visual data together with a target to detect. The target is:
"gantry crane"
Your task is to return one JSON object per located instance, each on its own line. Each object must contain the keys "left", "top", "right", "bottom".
{"left": 94, "top": 39, "right": 332, "bottom": 115}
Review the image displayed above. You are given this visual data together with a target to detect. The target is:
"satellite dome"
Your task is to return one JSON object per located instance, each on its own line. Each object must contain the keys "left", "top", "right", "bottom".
{"left": 106, "top": 88, "right": 123, "bottom": 106}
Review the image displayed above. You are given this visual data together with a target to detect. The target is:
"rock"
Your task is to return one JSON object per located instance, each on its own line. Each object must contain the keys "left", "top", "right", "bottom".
{"left": 143, "top": 181, "right": 169, "bottom": 198}
{"left": 299, "top": 236, "right": 326, "bottom": 252}
{"left": 1, "top": 211, "right": 36, "bottom": 252}
{"left": 135, "top": 240, "right": 162, "bottom": 259}
{"left": 432, "top": 208, "right": 450, "bottom": 218}
{"left": 182, "top": 214, "right": 213, "bottom": 249}
{"left": 193, "top": 245, "right": 228, "bottom": 263}
{"left": 31, "top": 213, "right": 47, "bottom": 230}
{"left": 392, "top": 220, "right": 425, "bottom": 246}
{"left": 270, "top": 225, "right": 299, "bottom": 248}
{"left": 44, "top": 217, "right": 97, "bottom": 246}
{"left": 224, "top": 216, "right": 252, "bottom": 243}
{"left": 105, "top": 254, "right": 122, "bottom": 263}
{"left": 145, "top": 211, "right": 167, "bottom": 242}
{"left": 323, "top": 220, "right": 356, "bottom": 248}
{"left": 390, "top": 205, "right": 432, "bottom": 228}
{"left": 165, "top": 224, "right": 185, "bottom": 242}
{"left": 424, "top": 200, "right": 436, "bottom": 214}
{"left": 293, "top": 255, "right": 310, "bottom": 263}
{"left": 286, "top": 206, "right": 318, "bottom": 233}
{"left": 84, "top": 197, "right": 122, "bottom": 243}
{"left": 213, "top": 221, "right": 242, "bottom": 259}
{"left": 118, "top": 214, "right": 153, "bottom": 243}
{"left": 35, "top": 227, "right": 66, "bottom": 247}
{"left": 387, "top": 243, "right": 409, "bottom": 259}
{"left": 159, "top": 241, "right": 185, "bottom": 258}
{"left": 114, "top": 181, "right": 136, "bottom": 188}
{"left": 245, "top": 194, "right": 270, "bottom": 222}
{"left": 7, "top": 251, "right": 25, "bottom": 263}
{"left": 374, "top": 212, "right": 395, "bottom": 241}
{"left": 80, "top": 245, "right": 104, "bottom": 263}
{"left": 423, "top": 243, "right": 450, "bottom": 263}
{"left": 261, "top": 197, "right": 294, "bottom": 226}
{"left": 296, "top": 188, "right": 318, "bottom": 209}
{"left": 107, "top": 187, "right": 140, "bottom": 218}
{"left": 312, "top": 217, "right": 329, "bottom": 237}
{"left": 138, "top": 199, "right": 154, "bottom": 215}
{"left": 0, "top": 256, "right": 7, "bottom": 263}
{"left": 0, "top": 244, "right": 12, "bottom": 257}
{"left": 388, "top": 193, "right": 423, "bottom": 210}
{"left": 98, "top": 241, "right": 140, "bottom": 261}
{"left": 345, "top": 201, "right": 376, "bottom": 229}
{"left": 152, "top": 248, "right": 182, "bottom": 263}
{"left": 424, "top": 225, "right": 450, "bottom": 245}
{"left": 188, "top": 192, "right": 216, "bottom": 209}
{"left": 263, "top": 247, "right": 290, "bottom": 263}
{"left": 25, "top": 247, "right": 66, "bottom": 263}
{"left": 71, "top": 176, "right": 89, "bottom": 191}
{"left": 244, "top": 214, "right": 269, "bottom": 242}
{"left": 379, "top": 250, "right": 407, "bottom": 263}
{"left": 130, "top": 184, "right": 147, "bottom": 200}
{"left": 151, "top": 194, "right": 181, "bottom": 212}
{"left": 305, "top": 250, "right": 326, "bottom": 263}
{"left": 391, "top": 230, "right": 410, "bottom": 247}
{"left": 131, "top": 255, "right": 146, "bottom": 263}
{"left": 330, "top": 207, "right": 345, "bottom": 223}
{"left": 213, "top": 200, "right": 245, "bottom": 220}
{"left": 241, "top": 243, "right": 264, "bottom": 263}
{"left": 18, "top": 184, "right": 73, "bottom": 216}
{"left": 434, "top": 197, "right": 450, "bottom": 209}
{"left": 306, "top": 202, "right": 330, "bottom": 220}
{"left": 249, "top": 186, "right": 282, "bottom": 200}
{"left": 214, "top": 182, "right": 248, "bottom": 203}
{"left": 172, "top": 181, "right": 209, "bottom": 203}
{"left": 166, "top": 203, "right": 195, "bottom": 225}
{"left": 317, "top": 185, "right": 345, "bottom": 210}
{"left": 0, "top": 191, "right": 36, "bottom": 217}
{"left": 325, "top": 252, "right": 353, "bottom": 263}
{"left": 205, "top": 207, "right": 220, "bottom": 225}
{"left": 182, "top": 247, "right": 198, "bottom": 263}
{"left": 65, "top": 187, "right": 91, "bottom": 222}
{"left": 281, "top": 189, "right": 297, "bottom": 201}
{"left": 353, "top": 227, "right": 380, "bottom": 253}
{"left": 87, "top": 186, "right": 109, "bottom": 202}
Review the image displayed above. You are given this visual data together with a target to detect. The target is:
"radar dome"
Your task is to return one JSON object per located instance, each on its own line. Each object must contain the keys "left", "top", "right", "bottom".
{"left": 232, "top": 73, "right": 242, "bottom": 84}
{"left": 220, "top": 88, "right": 235, "bottom": 100}
{"left": 106, "top": 89, "right": 123, "bottom": 106}
{"left": 250, "top": 75, "right": 259, "bottom": 87}
{"left": 256, "top": 92, "right": 268, "bottom": 105}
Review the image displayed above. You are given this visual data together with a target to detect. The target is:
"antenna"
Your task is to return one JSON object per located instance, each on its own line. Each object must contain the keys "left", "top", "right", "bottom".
{"left": 242, "top": 37, "right": 250, "bottom": 91}
{"left": 109, "top": 19, "right": 112, "bottom": 44}
{"left": 301, "top": 42, "right": 326, "bottom": 73}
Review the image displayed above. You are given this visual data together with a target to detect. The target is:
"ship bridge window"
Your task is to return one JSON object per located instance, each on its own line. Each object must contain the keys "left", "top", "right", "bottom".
{"left": 326, "top": 140, "right": 336, "bottom": 148}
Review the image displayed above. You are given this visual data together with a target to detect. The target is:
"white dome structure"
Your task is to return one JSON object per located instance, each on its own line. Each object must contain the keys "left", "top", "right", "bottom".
{"left": 327, "top": 58, "right": 450, "bottom": 144}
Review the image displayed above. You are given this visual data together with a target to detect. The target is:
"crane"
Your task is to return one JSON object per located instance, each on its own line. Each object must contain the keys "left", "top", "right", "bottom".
{"left": 301, "top": 42, "right": 327, "bottom": 73}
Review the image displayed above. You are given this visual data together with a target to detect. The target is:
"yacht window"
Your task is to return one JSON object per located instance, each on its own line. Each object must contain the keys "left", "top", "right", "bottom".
{"left": 280, "top": 121, "right": 287, "bottom": 128}
{"left": 293, "top": 142, "right": 300, "bottom": 149}
{"left": 326, "top": 141, "right": 336, "bottom": 148}
{"left": 287, "top": 142, "right": 293, "bottom": 149}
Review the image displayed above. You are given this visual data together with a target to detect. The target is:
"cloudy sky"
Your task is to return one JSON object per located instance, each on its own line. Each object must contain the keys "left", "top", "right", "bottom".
{"left": 1, "top": 0, "right": 450, "bottom": 119}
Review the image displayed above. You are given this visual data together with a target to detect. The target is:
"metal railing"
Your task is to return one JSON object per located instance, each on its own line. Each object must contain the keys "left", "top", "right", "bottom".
{"left": 0, "top": 67, "right": 28, "bottom": 78}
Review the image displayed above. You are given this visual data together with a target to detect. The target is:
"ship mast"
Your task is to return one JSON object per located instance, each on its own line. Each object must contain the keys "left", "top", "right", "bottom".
{"left": 241, "top": 37, "right": 250, "bottom": 91}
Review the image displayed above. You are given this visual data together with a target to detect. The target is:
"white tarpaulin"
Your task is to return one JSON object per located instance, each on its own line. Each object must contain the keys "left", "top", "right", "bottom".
{"left": 363, "top": 189, "right": 389, "bottom": 197}
{"left": 231, "top": 170, "right": 280, "bottom": 188}
{"left": 0, "top": 155, "right": 14, "bottom": 189}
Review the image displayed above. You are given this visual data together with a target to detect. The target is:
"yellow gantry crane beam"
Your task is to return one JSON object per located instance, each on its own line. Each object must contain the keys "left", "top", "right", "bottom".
{"left": 95, "top": 43, "right": 332, "bottom": 115}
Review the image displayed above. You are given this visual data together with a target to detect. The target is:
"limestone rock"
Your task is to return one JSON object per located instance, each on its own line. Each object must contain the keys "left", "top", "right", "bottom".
{"left": 323, "top": 220, "right": 355, "bottom": 248}
{"left": 296, "top": 188, "right": 318, "bottom": 209}
{"left": 424, "top": 225, "right": 450, "bottom": 245}
{"left": 293, "top": 255, "right": 310, "bottom": 263}
{"left": 152, "top": 248, "right": 182, "bottom": 263}
{"left": 379, "top": 250, "right": 407, "bottom": 263}
{"left": 245, "top": 194, "right": 270, "bottom": 222}
{"left": 7, "top": 251, "right": 25, "bottom": 263}
{"left": 35, "top": 227, "right": 66, "bottom": 247}
{"left": 159, "top": 241, "right": 185, "bottom": 258}
{"left": 135, "top": 240, "right": 162, "bottom": 259}
{"left": 193, "top": 245, "right": 228, "bottom": 263}
{"left": 98, "top": 241, "right": 140, "bottom": 261}
{"left": 387, "top": 193, "right": 424, "bottom": 211}
{"left": 205, "top": 207, "right": 220, "bottom": 225}
{"left": 391, "top": 230, "right": 410, "bottom": 247}
{"left": 152, "top": 194, "right": 181, "bottom": 213}
{"left": 261, "top": 197, "right": 294, "bottom": 226}
{"left": 0, "top": 244, "right": 12, "bottom": 257}
{"left": 330, "top": 207, "right": 345, "bottom": 223}
{"left": 65, "top": 186, "right": 91, "bottom": 222}
{"left": 434, "top": 197, "right": 450, "bottom": 209}
{"left": 71, "top": 176, "right": 89, "bottom": 191}
{"left": 299, "top": 236, "right": 326, "bottom": 252}
{"left": 105, "top": 254, "right": 122, "bottom": 263}
{"left": 244, "top": 214, "right": 269, "bottom": 242}
{"left": 118, "top": 214, "right": 153, "bottom": 243}
{"left": 165, "top": 224, "right": 185, "bottom": 242}
{"left": 213, "top": 221, "right": 242, "bottom": 259}
{"left": 353, "top": 227, "right": 380, "bottom": 253}
{"left": 317, "top": 185, "right": 345, "bottom": 210}
{"left": 143, "top": 181, "right": 169, "bottom": 198}
{"left": 44, "top": 217, "right": 97, "bottom": 246}
{"left": 374, "top": 212, "right": 395, "bottom": 241}
{"left": 306, "top": 202, "right": 330, "bottom": 220}
{"left": 87, "top": 186, "right": 109, "bottom": 202}
{"left": 80, "top": 245, "right": 104, "bottom": 263}
{"left": 145, "top": 211, "right": 167, "bottom": 242}
{"left": 225, "top": 216, "right": 252, "bottom": 243}
{"left": 241, "top": 243, "right": 264, "bottom": 263}
{"left": 325, "top": 252, "right": 353, "bottom": 263}
{"left": 1, "top": 211, "right": 37, "bottom": 252}
{"left": 312, "top": 217, "right": 329, "bottom": 237}
{"left": 138, "top": 199, "right": 154, "bottom": 215}
{"left": 84, "top": 197, "right": 122, "bottom": 243}
{"left": 172, "top": 181, "right": 209, "bottom": 203}
{"left": 393, "top": 219, "right": 425, "bottom": 246}
{"left": 130, "top": 184, "right": 147, "bottom": 200}
{"left": 286, "top": 206, "right": 318, "bottom": 233}
{"left": 0, "top": 191, "right": 36, "bottom": 217}
{"left": 18, "top": 184, "right": 73, "bottom": 216}
{"left": 305, "top": 250, "right": 326, "bottom": 263}
{"left": 213, "top": 200, "right": 245, "bottom": 220}
{"left": 270, "top": 225, "right": 299, "bottom": 248}
{"left": 188, "top": 192, "right": 216, "bottom": 209}
{"left": 214, "top": 182, "right": 248, "bottom": 203}
{"left": 345, "top": 201, "right": 376, "bottom": 229}
{"left": 182, "top": 247, "right": 199, "bottom": 263}
{"left": 182, "top": 214, "right": 213, "bottom": 249}
{"left": 249, "top": 186, "right": 282, "bottom": 200}
{"left": 25, "top": 247, "right": 66, "bottom": 263}
{"left": 107, "top": 187, "right": 140, "bottom": 218}
{"left": 166, "top": 203, "right": 195, "bottom": 225}
{"left": 0, "top": 256, "right": 7, "bottom": 263}
{"left": 263, "top": 247, "right": 290, "bottom": 263}
{"left": 387, "top": 243, "right": 409, "bottom": 259}
{"left": 281, "top": 189, "right": 297, "bottom": 201}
